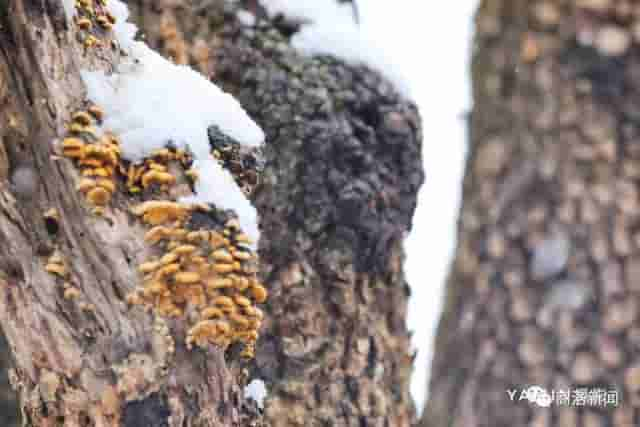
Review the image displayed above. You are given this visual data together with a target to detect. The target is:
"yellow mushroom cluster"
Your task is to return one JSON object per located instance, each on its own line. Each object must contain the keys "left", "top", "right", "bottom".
{"left": 57, "top": 106, "right": 265, "bottom": 358}
{"left": 73, "top": 0, "right": 115, "bottom": 49}
{"left": 127, "top": 202, "right": 267, "bottom": 357}
{"left": 61, "top": 108, "right": 121, "bottom": 215}
{"left": 124, "top": 147, "right": 196, "bottom": 194}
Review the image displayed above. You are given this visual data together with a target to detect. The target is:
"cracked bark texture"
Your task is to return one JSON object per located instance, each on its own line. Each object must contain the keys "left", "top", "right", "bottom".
{"left": 423, "top": 1, "right": 640, "bottom": 426}
{"left": 0, "top": 1, "right": 263, "bottom": 426}
{"left": 126, "top": 1, "right": 423, "bottom": 426}
{"left": 0, "top": 0, "right": 423, "bottom": 426}
{"left": 0, "top": 332, "right": 19, "bottom": 426}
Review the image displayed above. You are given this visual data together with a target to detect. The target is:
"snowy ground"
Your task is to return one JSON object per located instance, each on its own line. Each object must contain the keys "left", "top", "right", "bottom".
{"left": 358, "top": 1, "right": 478, "bottom": 413}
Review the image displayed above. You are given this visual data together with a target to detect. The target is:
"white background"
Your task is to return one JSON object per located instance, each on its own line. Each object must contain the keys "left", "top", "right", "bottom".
{"left": 358, "top": 1, "right": 478, "bottom": 412}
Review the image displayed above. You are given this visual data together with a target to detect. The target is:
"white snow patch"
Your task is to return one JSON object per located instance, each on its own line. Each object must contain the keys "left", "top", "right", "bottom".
{"left": 105, "top": 0, "right": 139, "bottom": 52}
{"left": 180, "top": 158, "right": 260, "bottom": 245}
{"left": 292, "top": 26, "right": 411, "bottom": 98}
{"left": 260, "top": 0, "right": 411, "bottom": 98}
{"left": 80, "top": 49, "right": 263, "bottom": 159}
{"left": 237, "top": 10, "right": 257, "bottom": 27}
{"left": 261, "top": 0, "right": 355, "bottom": 26}
{"left": 61, "top": 0, "right": 76, "bottom": 23}
{"left": 81, "top": 0, "right": 264, "bottom": 245}
{"left": 369, "top": 0, "right": 476, "bottom": 414}
{"left": 244, "top": 379, "right": 267, "bottom": 409}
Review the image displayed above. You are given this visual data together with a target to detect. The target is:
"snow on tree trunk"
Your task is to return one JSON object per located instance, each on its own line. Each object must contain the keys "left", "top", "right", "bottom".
{"left": 423, "top": 1, "right": 639, "bottom": 426}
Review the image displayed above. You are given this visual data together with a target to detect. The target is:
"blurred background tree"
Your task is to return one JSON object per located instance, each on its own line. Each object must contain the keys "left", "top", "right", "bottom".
{"left": 423, "top": 0, "right": 640, "bottom": 425}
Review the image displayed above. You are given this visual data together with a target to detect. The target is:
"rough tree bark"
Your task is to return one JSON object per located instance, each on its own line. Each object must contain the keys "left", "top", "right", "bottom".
{"left": 1, "top": 2, "right": 257, "bottom": 426}
{"left": 0, "top": 0, "right": 423, "bottom": 426}
{"left": 0, "top": 332, "right": 19, "bottom": 426}
{"left": 127, "top": 1, "right": 423, "bottom": 426}
{"left": 424, "top": 1, "right": 640, "bottom": 426}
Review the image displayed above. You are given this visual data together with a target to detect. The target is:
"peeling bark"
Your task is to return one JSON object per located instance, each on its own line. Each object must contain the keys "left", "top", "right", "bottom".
{"left": 424, "top": 1, "right": 640, "bottom": 426}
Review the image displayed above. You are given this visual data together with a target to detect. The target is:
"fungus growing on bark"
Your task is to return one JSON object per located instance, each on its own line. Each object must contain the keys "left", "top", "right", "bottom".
{"left": 77, "top": 17, "right": 92, "bottom": 30}
{"left": 61, "top": 0, "right": 266, "bottom": 361}
{"left": 71, "top": 0, "right": 115, "bottom": 49}
{"left": 124, "top": 146, "right": 192, "bottom": 194}
{"left": 60, "top": 109, "right": 122, "bottom": 214}
{"left": 130, "top": 201, "right": 191, "bottom": 225}
{"left": 63, "top": 286, "right": 82, "bottom": 300}
{"left": 45, "top": 251, "right": 68, "bottom": 278}
{"left": 128, "top": 203, "right": 266, "bottom": 357}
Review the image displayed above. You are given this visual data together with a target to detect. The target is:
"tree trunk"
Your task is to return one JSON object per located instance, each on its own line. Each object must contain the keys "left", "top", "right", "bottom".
{"left": 126, "top": 1, "right": 423, "bottom": 426}
{"left": 0, "top": 0, "right": 423, "bottom": 426}
{"left": 1, "top": 1, "right": 259, "bottom": 426}
{"left": 424, "top": 1, "right": 640, "bottom": 426}
{"left": 0, "top": 332, "right": 19, "bottom": 427}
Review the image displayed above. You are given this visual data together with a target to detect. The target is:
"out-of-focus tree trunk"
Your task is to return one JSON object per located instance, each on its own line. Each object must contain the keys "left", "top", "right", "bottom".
{"left": 0, "top": 0, "right": 423, "bottom": 426}
{"left": 423, "top": 1, "right": 640, "bottom": 426}
{"left": 127, "top": 1, "right": 424, "bottom": 426}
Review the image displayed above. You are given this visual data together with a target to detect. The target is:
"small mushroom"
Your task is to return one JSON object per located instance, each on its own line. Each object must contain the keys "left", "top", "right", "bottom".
{"left": 212, "top": 249, "right": 233, "bottom": 263}
{"left": 86, "top": 186, "right": 111, "bottom": 206}
{"left": 63, "top": 287, "right": 81, "bottom": 300}
{"left": 213, "top": 296, "right": 234, "bottom": 309}
{"left": 213, "top": 263, "right": 234, "bottom": 274}
{"left": 251, "top": 283, "right": 268, "bottom": 304}
{"left": 201, "top": 307, "right": 223, "bottom": 319}
{"left": 174, "top": 271, "right": 201, "bottom": 285}
{"left": 45, "top": 263, "right": 67, "bottom": 277}
{"left": 234, "top": 295, "right": 251, "bottom": 307}
{"left": 72, "top": 111, "right": 93, "bottom": 126}
{"left": 77, "top": 18, "right": 92, "bottom": 30}
{"left": 138, "top": 261, "right": 160, "bottom": 274}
